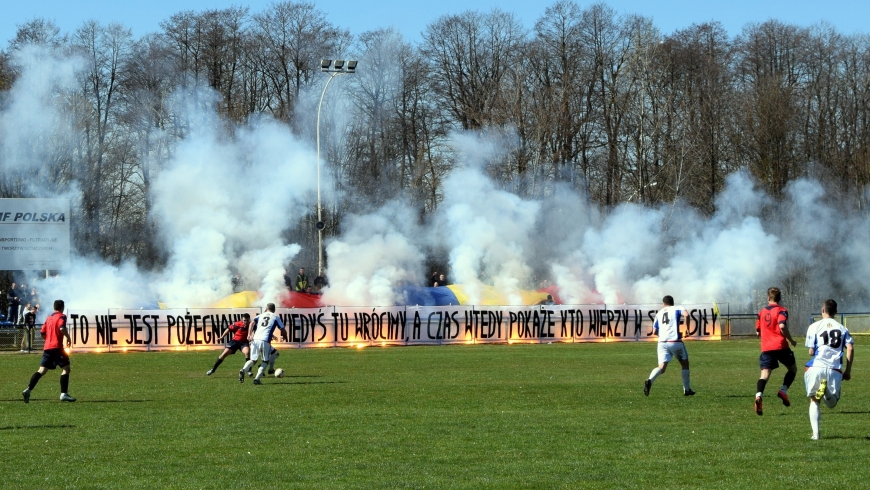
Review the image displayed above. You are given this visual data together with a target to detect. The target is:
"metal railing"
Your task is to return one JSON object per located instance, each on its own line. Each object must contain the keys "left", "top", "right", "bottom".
{"left": 809, "top": 313, "right": 870, "bottom": 335}
{"left": 0, "top": 325, "right": 44, "bottom": 352}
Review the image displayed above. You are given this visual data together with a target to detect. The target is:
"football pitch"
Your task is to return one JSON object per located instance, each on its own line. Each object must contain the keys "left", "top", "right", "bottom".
{"left": 1, "top": 340, "right": 868, "bottom": 489}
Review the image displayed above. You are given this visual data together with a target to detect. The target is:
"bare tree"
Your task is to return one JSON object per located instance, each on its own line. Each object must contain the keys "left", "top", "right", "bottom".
{"left": 735, "top": 20, "right": 810, "bottom": 197}
{"left": 421, "top": 9, "right": 525, "bottom": 131}
{"left": 71, "top": 21, "right": 132, "bottom": 256}
{"left": 252, "top": 1, "right": 351, "bottom": 123}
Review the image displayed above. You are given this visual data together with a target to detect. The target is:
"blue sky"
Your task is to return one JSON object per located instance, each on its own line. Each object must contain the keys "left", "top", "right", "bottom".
{"left": 3, "top": 0, "right": 869, "bottom": 46}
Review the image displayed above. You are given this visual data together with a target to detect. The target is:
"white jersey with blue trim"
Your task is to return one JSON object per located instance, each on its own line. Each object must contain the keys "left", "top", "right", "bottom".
{"left": 805, "top": 318, "right": 852, "bottom": 370}
{"left": 653, "top": 305, "right": 686, "bottom": 342}
{"left": 252, "top": 311, "right": 285, "bottom": 342}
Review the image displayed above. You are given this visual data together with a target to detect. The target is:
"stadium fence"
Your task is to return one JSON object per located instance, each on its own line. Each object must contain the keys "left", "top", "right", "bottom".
{"left": 0, "top": 325, "right": 44, "bottom": 352}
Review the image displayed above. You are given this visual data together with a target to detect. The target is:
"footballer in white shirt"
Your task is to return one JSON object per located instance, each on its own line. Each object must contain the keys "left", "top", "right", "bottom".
{"left": 240, "top": 303, "right": 286, "bottom": 385}
{"left": 643, "top": 295, "right": 695, "bottom": 397}
{"left": 804, "top": 299, "right": 854, "bottom": 440}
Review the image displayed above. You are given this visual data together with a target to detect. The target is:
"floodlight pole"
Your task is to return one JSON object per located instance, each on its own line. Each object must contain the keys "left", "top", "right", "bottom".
{"left": 315, "top": 60, "right": 356, "bottom": 277}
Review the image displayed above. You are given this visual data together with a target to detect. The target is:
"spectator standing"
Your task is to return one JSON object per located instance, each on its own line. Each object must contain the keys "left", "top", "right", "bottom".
{"left": 7, "top": 282, "right": 20, "bottom": 324}
{"left": 537, "top": 295, "right": 556, "bottom": 305}
{"left": 313, "top": 271, "right": 328, "bottom": 293}
{"left": 295, "top": 268, "right": 308, "bottom": 292}
{"left": 28, "top": 287, "right": 39, "bottom": 310}
{"left": 18, "top": 283, "right": 29, "bottom": 324}
{"left": 20, "top": 304, "right": 36, "bottom": 352}
{"left": 431, "top": 271, "right": 439, "bottom": 287}
{"left": 231, "top": 274, "right": 244, "bottom": 293}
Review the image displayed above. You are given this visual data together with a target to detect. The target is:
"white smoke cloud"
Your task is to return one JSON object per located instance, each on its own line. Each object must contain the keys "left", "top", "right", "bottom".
{"left": 323, "top": 203, "right": 424, "bottom": 306}
{"left": 0, "top": 45, "right": 81, "bottom": 173}
{"left": 0, "top": 47, "right": 319, "bottom": 309}
{"left": 150, "top": 111, "right": 318, "bottom": 307}
{"left": 430, "top": 133, "right": 540, "bottom": 305}
{"left": 37, "top": 257, "right": 154, "bottom": 310}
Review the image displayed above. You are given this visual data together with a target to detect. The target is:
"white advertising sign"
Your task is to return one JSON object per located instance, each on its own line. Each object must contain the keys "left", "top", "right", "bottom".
{"left": 0, "top": 198, "right": 70, "bottom": 270}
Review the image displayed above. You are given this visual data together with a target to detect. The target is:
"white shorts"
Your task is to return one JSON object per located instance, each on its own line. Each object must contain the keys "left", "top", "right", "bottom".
{"left": 805, "top": 367, "right": 843, "bottom": 407}
{"left": 250, "top": 340, "right": 273, "bottom": 362}
{"left": 657, "top": 342, "right": 688, "bottom": 364}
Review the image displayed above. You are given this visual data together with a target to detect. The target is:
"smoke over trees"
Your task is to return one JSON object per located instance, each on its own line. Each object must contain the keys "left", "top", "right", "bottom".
{"left": 1, "top": 1, "right": 870, "bottom": 316}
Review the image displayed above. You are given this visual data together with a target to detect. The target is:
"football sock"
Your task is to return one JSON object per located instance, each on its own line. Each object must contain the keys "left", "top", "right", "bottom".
{"left": 255, "top": 365, "right": 265, "bottom": 380}
{"left": 756, "top": 378, "right": 767, "bottom": 396}
{"left": 809, "top": 401, "right": 821, "bottom": 438}
{"left": 28, "top": 372, "right": 43, "bottom": 390}
{"left": 242, "top": 360, "right": 255, "bottom": 372}
{"left": 269, "top": 357, "right": 276, "bottom": 371}
{"left": 681, "top": 369, "right": 691, "bottom": 391}
{"left": 211, "top": 358, "right": 224, "bottom": 371}
{"left": 648, "top": 368, "right": 662, "bottom": 382}
{"left": 783, "top": 370, "right": 796, "bottom": 389}
{"left": 60, "top": 373, "right": 69, "bottom": 394}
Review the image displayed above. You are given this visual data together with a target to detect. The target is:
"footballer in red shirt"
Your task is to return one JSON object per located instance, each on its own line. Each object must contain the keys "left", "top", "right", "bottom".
{"left": 22, "top": 299, "right": 75, "bottom": 403}
{"left": 753, "top": 287, "right": 798, "bottom": 416}
{"left": 206, "top": 313, "right": 252, "bottom": 377}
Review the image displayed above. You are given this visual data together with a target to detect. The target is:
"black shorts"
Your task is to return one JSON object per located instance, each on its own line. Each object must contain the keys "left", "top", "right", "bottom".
{"left": 40, "top": 348, "right": 70, "bottom": 370}
{"left": 759, "top": 348, "right": 796, "bottom": 370}
{"left": 225, "top": 340, "right": 249, "bottom": 353}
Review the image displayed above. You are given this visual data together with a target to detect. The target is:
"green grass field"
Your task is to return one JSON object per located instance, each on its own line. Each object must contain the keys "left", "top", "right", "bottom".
{"left": 0, "top": 340, "right": 867, "bottom": 489}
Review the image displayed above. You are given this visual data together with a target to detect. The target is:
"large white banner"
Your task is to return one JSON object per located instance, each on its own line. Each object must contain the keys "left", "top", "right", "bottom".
{"left": 65, "top": 304, "right": 721, "bottom": 352}
{"left": 0, "top": 198, "right": 70, "bottom": 270}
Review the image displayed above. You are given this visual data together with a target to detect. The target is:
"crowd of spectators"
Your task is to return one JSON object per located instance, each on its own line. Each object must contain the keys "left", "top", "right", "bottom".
{"left": 283, "top": 267, "right": 329, "bottom": 295}
{"left": 1, "top": 280, "right": 42, "bottom": 352}
{"left": 5, "top": 282, "right": 40, "bottom": 325}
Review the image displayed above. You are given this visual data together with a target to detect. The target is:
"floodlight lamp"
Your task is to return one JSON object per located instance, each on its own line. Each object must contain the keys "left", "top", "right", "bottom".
{"left": 346, "top": 60, "right": 358, "bottom": 73}
{"left": 320, "top": 59, "right": 332, "bottom": 71}
{"left": 334, "top": 59, "right": 345, "bottom": 71}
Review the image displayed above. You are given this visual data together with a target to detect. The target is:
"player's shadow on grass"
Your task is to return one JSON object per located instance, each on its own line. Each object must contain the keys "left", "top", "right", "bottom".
{"left": 0, "top": 424, "right": 75, "bottom": 430}
{"left": 833, "top": 410, "right": 870, "bottom": 415}
{"left": 819, "top": 434, "right": 870, "bottom": 441}
{"left": 77, "top": 399, "right": 152, "bottom": 403}
{"left": 266, "top": 381, "right": 347, "bottom": 386}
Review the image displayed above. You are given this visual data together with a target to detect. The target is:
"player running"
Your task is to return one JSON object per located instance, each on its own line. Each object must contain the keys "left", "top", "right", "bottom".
{"left": 207, "top": 313, "right": 252, "bottom": 376}
{"left": 241, "top": 303, "right": 286, "bottom": 385}
{"left": 643, "top": 295, "right": 695, "bottom": 397}
{"left": 754, "top": 287, "right": 798, "bottom": 416}
{"left": 21, "top": 300, "right": 76, "bottom": 403}
{"left": 804, "top": 299, "right": 853, "bottom": 440}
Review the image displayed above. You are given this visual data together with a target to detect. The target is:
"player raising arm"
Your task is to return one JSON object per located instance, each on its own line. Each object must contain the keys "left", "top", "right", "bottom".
{"left": 643, "top": 295, "right": 695, "bottom": 397}
{"left": 241, "top": 303, "right": 286, "bottom": 385}
{"left": 804, "top": 299, "right": 854, "bottom": 440}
